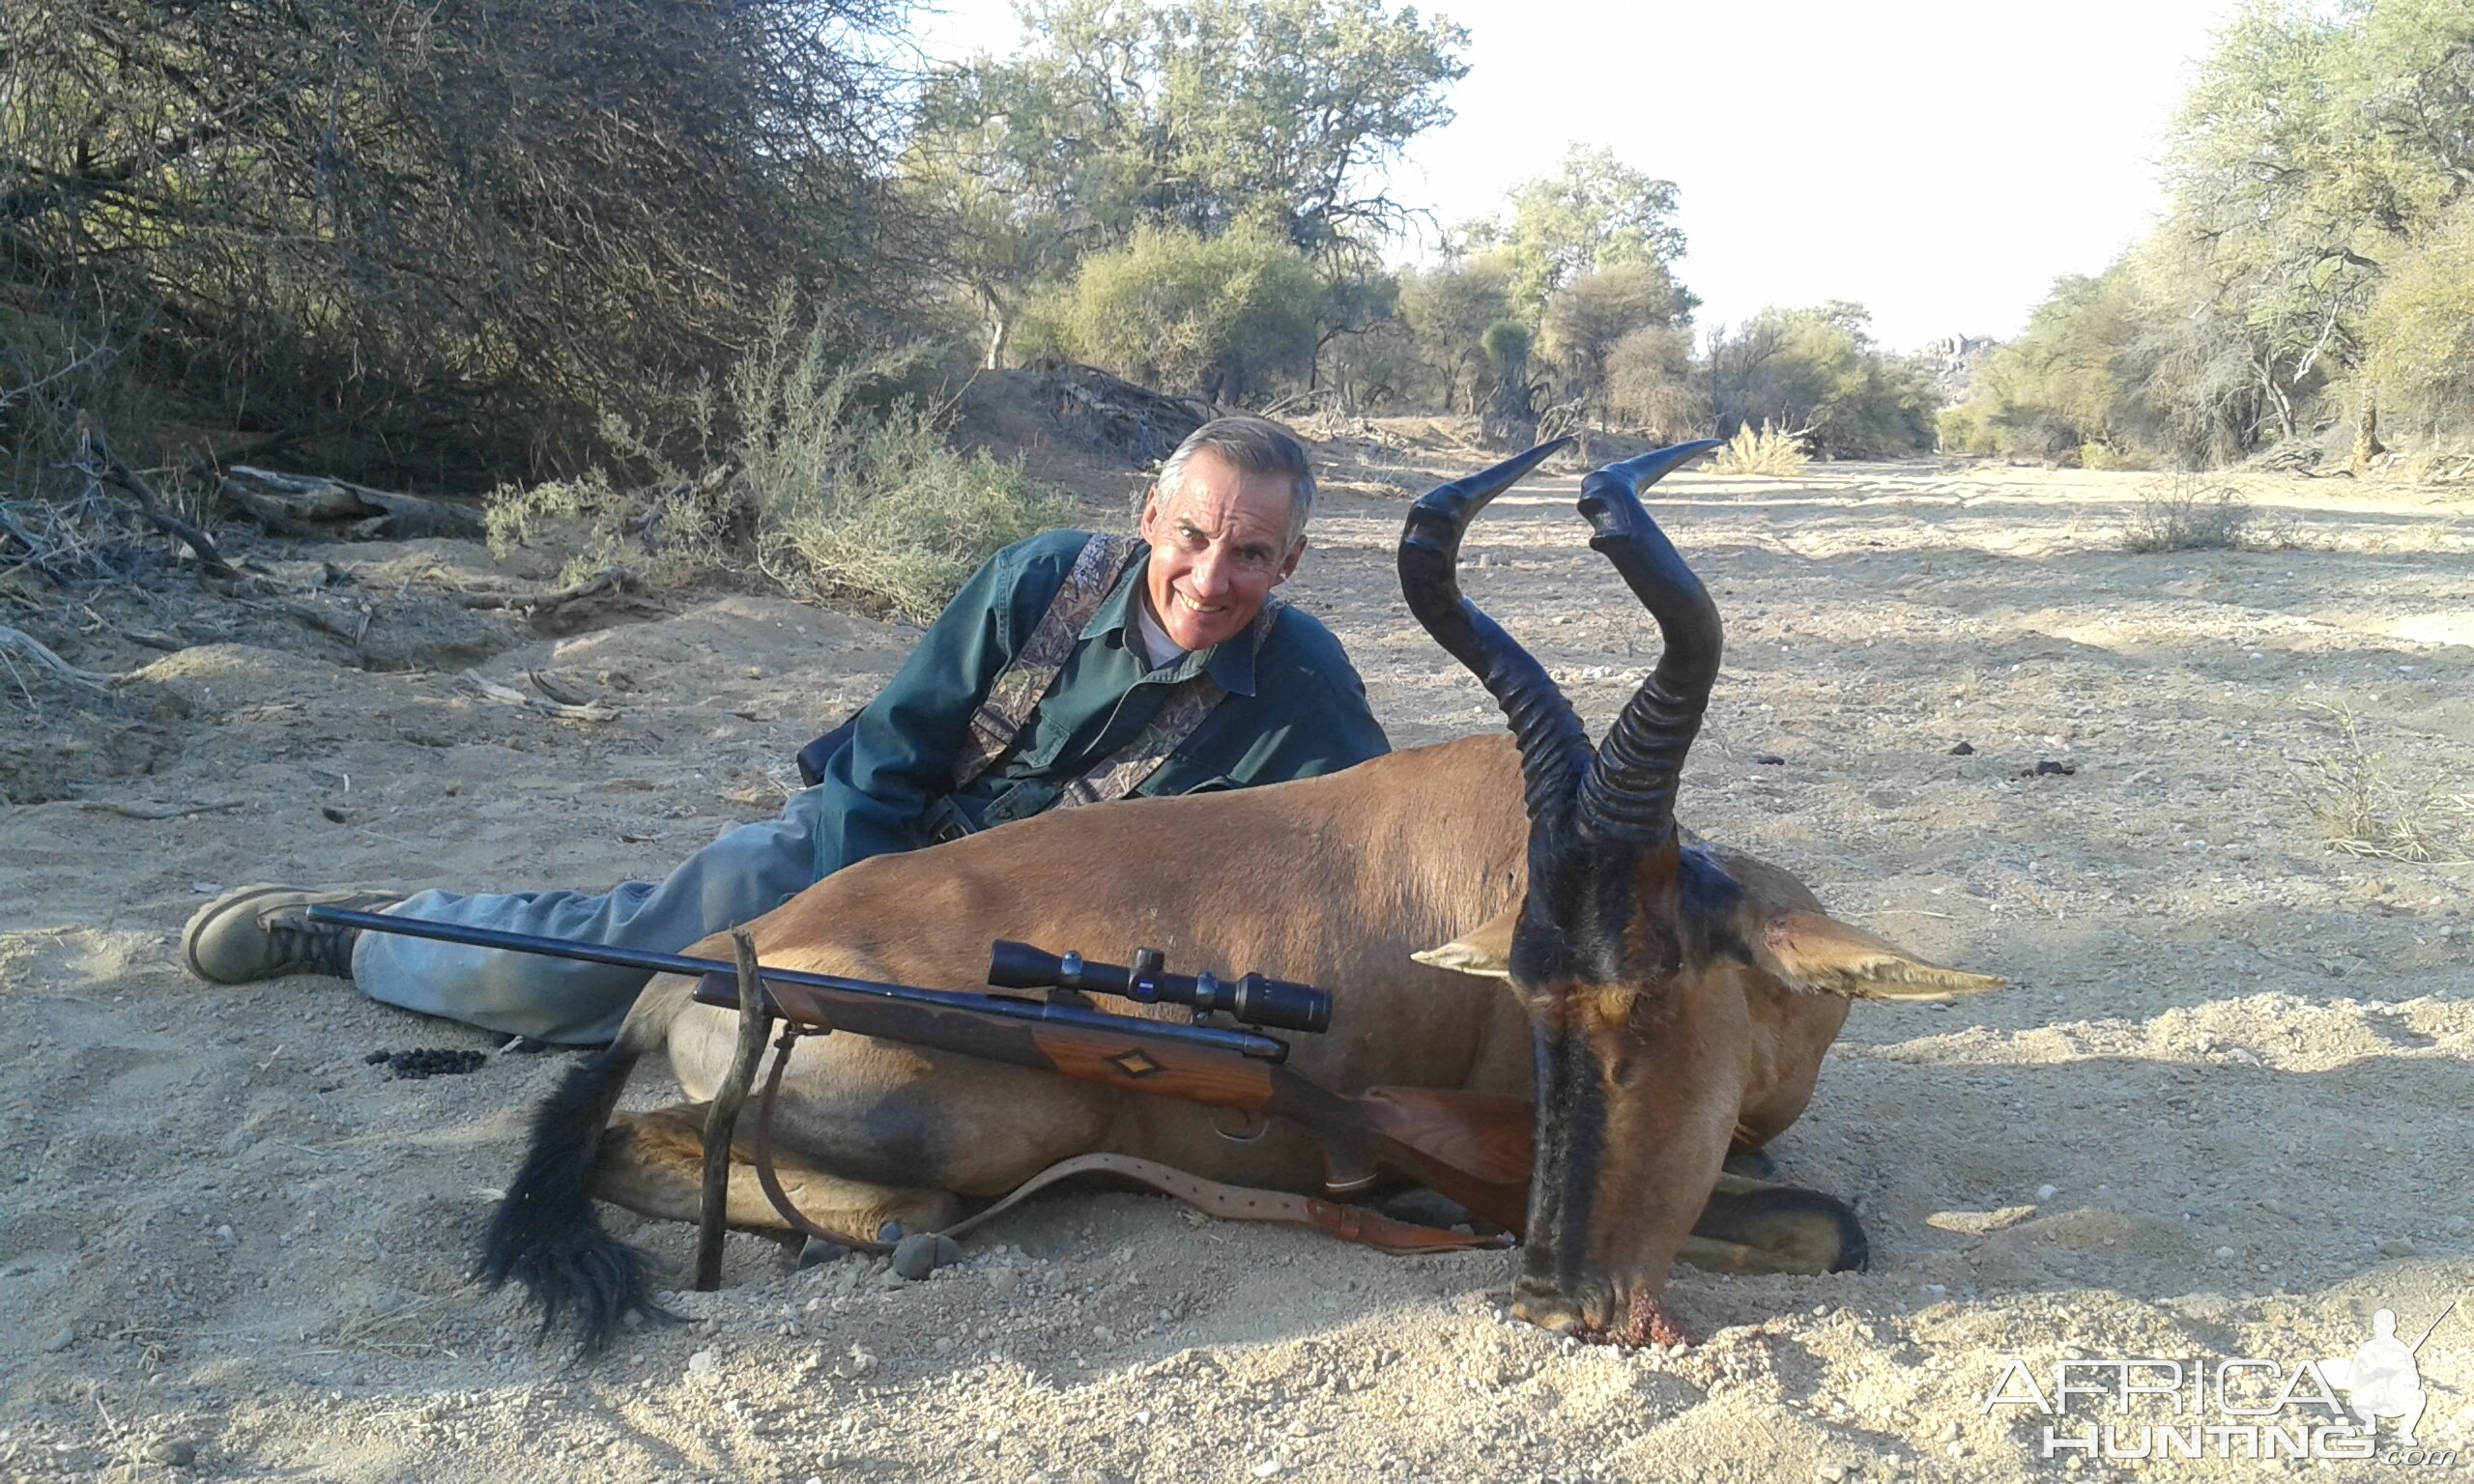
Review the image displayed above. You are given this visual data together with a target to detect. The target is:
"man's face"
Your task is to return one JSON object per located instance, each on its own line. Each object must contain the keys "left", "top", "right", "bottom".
{"left": 1137, "top": 449, "right": 1305, "bottom": 652}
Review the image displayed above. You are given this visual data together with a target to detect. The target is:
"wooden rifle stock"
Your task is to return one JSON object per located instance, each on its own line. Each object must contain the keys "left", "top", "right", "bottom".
{"left": 695, "top": 972, "right": 1536, "bottom": 1236}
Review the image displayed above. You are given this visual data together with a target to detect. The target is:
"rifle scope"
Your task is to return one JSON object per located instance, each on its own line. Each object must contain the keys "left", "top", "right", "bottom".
{"left": 987, "top": 941, "right": 1332, "bottom": 1035}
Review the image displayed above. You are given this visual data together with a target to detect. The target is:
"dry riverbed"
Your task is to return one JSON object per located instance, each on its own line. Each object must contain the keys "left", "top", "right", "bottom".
{"left": 2, "top": 443, "right": 2470, "bottom": 1481}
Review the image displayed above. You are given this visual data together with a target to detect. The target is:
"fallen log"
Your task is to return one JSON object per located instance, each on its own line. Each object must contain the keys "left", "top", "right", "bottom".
{"left": 221, "top": 467, "right": 486, "bottom": 541}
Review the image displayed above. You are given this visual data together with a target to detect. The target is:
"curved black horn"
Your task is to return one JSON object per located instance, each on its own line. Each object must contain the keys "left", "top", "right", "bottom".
{"left": 1399, "top": 439, "right": 1589, "bottom": 820}
{"left": 1572, "top": 440, "right": 1724, "bottom": 843}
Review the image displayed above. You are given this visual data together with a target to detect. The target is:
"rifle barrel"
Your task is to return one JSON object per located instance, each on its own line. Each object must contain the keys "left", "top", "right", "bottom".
{"left": 307, "top": 906, "right": 1290, "bottom": 1060}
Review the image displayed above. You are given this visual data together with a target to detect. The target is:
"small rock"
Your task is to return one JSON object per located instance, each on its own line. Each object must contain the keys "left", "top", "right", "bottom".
{"left": 1947, "top": 741, "right": 1975, "bottom": 756}
{"left": 2377, "top": 1237, "right": 2416, "bottom": 1258}
{"left": 42, "top": 1327, "right": 72, "bottom": 1353}
{"left": 1251, "top": 1461, "right": 1282, "bottom": 1478}
{"left": 686, "top": 1349, "right": 717, "bottom": 1377}
{"left": 1753, "top": 754, "right": 1786, "bottom": 766}
{"left": 2028, "top": 759, "right": 2075, "bottom": 777}
{"left": 2214, "top": 1245, "right": 2237, "bottom": 1261}
{"left": 144, "top": 1439, "right": 196, "bottom": 1468}
{"left": 2036, "top": 1184, "right": 2058, "bottom": 1203}
{"left": 1816, "top": 1466, "right": 1849, "bottom": 1483}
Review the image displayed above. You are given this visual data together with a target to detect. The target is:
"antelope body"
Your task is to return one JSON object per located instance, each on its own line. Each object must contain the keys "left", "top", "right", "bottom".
{"left": 483, "top": 442, "right": 2000, "bottom": 1349}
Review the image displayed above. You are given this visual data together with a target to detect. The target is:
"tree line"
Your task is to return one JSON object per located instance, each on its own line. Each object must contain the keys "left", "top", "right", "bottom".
{"left": 40, "top": 0, "right": 2443, "bottom": 498}
{"left": 909, "top": 4, "right": 1937, "bottom": 458}
{"left": 1945, "top": 0, "right": 2474, "bottom": 468}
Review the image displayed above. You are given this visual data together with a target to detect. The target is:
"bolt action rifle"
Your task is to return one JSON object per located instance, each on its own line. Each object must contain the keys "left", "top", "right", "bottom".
{"left": 314, "top": 908, "right": 1537, "bottom": 1288}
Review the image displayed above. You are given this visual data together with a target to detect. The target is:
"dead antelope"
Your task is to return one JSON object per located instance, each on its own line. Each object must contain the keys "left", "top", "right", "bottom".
{"left": 481, "top": 440, "right": 2001, "bottom": 1348}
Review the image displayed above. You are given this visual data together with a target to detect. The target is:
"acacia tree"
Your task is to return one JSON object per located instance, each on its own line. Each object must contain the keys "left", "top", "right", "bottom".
{"left": 1540, "top": 263, "right": 1695, "bottom": 415}
{"left": 0, "top": 0, "right": 925, "bottom": 485}
{"left": 908, "top": 0, "right": 1468, "bottom": 370}
{"left": 1396, "top": 256, "right": 1514, "bottom": 413}
{"left": 2162, "top": 0, "right": 2474, "bottom": 448}
{"left": 1462, "top": 145, "right": 1692, "bottom": 325}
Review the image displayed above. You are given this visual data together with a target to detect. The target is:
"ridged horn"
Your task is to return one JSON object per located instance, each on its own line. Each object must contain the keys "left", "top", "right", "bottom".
{"left": 1571, "top": 440, "right": 1724, "bottom": 844}
{"left": 1398, "top": 439, "right": 1587, "bottom": 820}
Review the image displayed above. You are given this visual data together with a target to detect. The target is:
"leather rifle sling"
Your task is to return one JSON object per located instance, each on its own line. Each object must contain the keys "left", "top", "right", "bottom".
{"left": 748, "top": 1026, "right": 1508, "bottom": 1258}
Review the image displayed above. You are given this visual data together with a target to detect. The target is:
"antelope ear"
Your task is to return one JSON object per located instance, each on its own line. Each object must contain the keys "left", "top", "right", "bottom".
{"left": 1413, "top": 902, "right": 1517, "bottom": 980}
{"left": 1757, "top": 910, "right": 2004, "bottom": 1001}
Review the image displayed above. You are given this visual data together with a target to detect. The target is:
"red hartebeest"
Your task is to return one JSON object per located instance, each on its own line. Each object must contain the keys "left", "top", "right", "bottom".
{"left": 481, "top": 441, "right": 2001, "bottom": 1349}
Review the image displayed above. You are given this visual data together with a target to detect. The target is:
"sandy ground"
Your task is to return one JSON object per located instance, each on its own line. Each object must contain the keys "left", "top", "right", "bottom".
{"left": 2, "top": 440, "right": 2471, "bottom": 1483}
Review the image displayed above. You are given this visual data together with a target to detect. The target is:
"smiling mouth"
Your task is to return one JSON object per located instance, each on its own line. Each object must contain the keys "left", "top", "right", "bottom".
{"left": 1174, "top": 591, "right": 1225, "bottom": 615}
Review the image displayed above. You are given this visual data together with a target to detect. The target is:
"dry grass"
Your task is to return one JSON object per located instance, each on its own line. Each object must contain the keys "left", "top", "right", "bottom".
{"left": 2123, "top": 480, "right": 2248, "bottom": 552}
{"left": 483, "top": 305, "right": 1074, "bottom": 620}
{"left": 1713, "top": 423, "right": 1808, "bottom": 477}
{"left": 2297, "top": 700, "right": 2472, "bottom": 864}
{"left": 2121, "top": 477, "right": 2301, "bottom": 553}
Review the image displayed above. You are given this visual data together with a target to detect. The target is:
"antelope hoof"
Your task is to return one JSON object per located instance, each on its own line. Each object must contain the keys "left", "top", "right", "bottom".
{"left": 1510, "top": 1282, "right": 1698, "bottom": 1349}
{"left": 1693, "top": 1183, "right": 1868, "bottom": 1275}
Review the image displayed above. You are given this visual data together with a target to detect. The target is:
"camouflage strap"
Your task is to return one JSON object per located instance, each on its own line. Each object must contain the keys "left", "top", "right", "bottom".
{"left": 952, "top": 533, "right": 1138, "bottom": 789}
{"left": 1054, "top": 599, "right": 1283, "bottom": 808}
{"left": 951, "top": 532, "right": 1285, "bottom": 810}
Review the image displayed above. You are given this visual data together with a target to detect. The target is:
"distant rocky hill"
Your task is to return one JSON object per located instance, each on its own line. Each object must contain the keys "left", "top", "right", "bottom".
{"left": 1910, "top": 333, "right": 1999, "bottom": 405}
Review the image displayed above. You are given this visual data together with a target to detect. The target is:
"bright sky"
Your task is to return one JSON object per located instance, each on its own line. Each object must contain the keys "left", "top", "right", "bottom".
{"left": 912, "top": 0, "right": 2249, "bottom": 353}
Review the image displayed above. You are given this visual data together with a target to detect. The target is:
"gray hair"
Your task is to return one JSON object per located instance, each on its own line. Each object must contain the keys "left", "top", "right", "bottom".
{"left": 1157, "top": 415, "right": 1317, "bottom": 548}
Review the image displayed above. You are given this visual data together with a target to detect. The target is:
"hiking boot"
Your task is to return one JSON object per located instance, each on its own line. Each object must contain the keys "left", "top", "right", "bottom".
{"left": 182, "top": 885, "right": 404, "bottom": 985}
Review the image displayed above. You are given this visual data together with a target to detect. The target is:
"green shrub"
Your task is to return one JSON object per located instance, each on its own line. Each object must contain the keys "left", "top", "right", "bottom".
{"left": 756, "top": 401, "right": 1073, "bottom": 621}
{"left": 1937, "top": 405, "right": 1987, "bottom": 455}
{"left": 1057, "top": 227, "right": 1322, "bottom": 401}
{"left": 1481, "top": 320, "right": 1533, "bottom": 374}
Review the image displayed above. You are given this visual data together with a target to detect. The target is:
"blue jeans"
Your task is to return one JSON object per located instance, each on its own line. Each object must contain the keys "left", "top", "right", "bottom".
{"left": 351, "top": 784, "right": 841, "bottom": 1043}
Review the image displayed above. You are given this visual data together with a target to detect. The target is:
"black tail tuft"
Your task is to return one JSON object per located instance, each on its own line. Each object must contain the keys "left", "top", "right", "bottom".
{"left": 475, "top": 1047, "right": 672, "bottom": 1350}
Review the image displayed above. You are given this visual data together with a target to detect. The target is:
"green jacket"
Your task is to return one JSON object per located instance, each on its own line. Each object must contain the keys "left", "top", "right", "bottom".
{"left": 810, "top": 528, "right": 1391, "bottom": 879}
